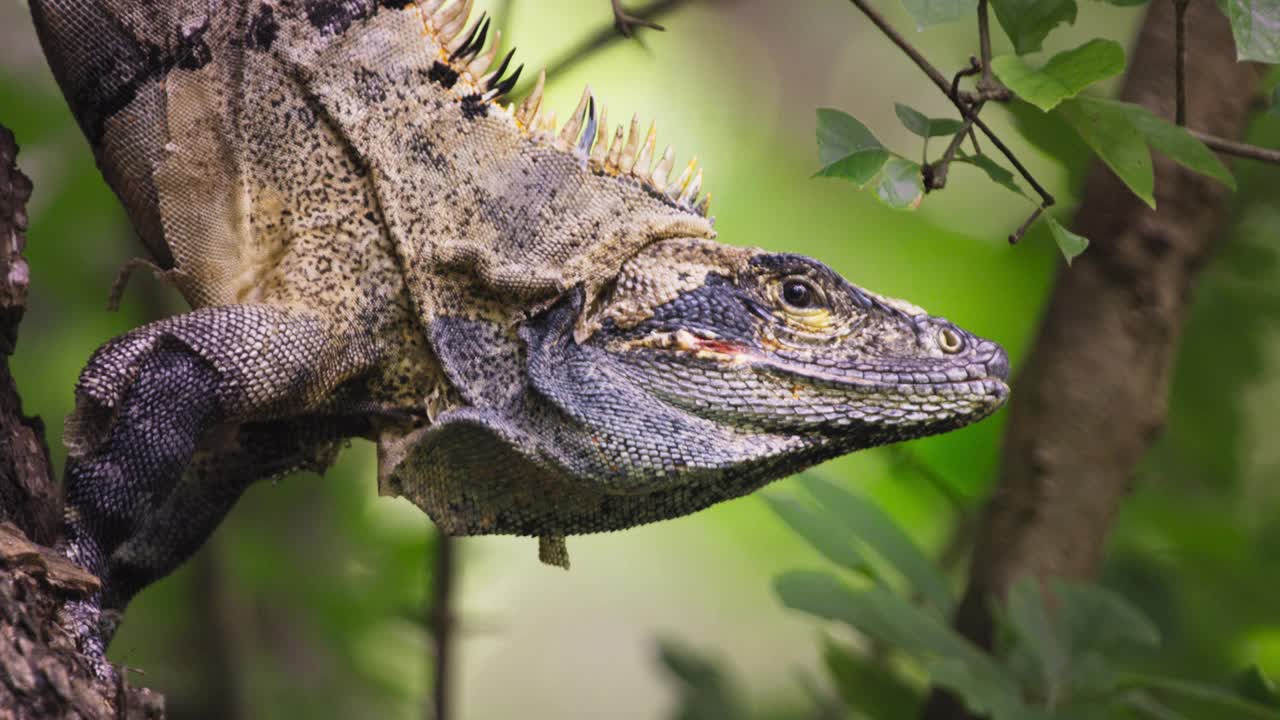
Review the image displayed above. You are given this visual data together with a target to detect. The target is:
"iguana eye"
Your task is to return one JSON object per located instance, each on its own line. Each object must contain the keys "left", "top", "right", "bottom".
{"left": 780, "top": 278, "right": 822, "bottom": 311}
{"left": 938, "top": 327, "right": 965, "bottom": 354}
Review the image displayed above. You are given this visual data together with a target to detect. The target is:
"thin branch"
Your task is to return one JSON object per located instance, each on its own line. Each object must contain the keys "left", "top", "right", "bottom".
{"left": 924, "top": 107, "right": 980, "bottom": 191}
{"left": 1191, "top": 129, "right": 1280, "bottom": 165}
{"left": 611, "top": 0, "right": 667, "bottom": 36}
{"left": 844, "top": 0, "right": 1053, "bottom": 211}
{"left": 1174, "top": 0, "right": 1190, "bottom": 125}
{"left": 977, "top": 0, "right": 994, "bottom": 90}
{"left": 430, "top": 534, "right": 457, "bottom": 720}
{"left": 1008, "top": 205, "right": 1044, "bottom": 244}
{"left": 513, "top": 0, "right": 694, "bottom": 97}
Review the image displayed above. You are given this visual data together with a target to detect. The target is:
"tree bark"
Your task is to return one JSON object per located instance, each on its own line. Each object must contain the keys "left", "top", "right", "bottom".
{"left": 0, "top": 124, "right": 165, "bottom": 718}
{"left": 922, "top": 2, "right": 1267, "bottom": 719}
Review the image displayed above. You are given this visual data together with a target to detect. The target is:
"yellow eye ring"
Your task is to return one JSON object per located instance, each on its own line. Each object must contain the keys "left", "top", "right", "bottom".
{"left": 775, "top": 277, "right": 826, "bottom": 316}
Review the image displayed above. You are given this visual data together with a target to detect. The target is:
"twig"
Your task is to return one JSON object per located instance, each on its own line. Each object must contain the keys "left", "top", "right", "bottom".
{"left": 1008, "top": 205, "right": 1044, "bottom": 244}
{"left": 924, "top": 107, "right": 980, "bottom": 191}
{"left": 430, "top": 534, "right": 457, "bottom": 720}
{"left": 514, "top": 0, "right": 693, "bottom": 97}
{"left": 1174, "top": 0, "right": 1190, "bottom": 125}
{"left": 977, "top": 0, "right": 994, "bottom": 90}
{"left": 844, "top": 0, "right": 1053, "bottom": 211}
{"left": 611, "top": 0, "right": 667, "bottom": 36}
{"left": 1190, "top": 130, "right": 1280, "bottom": 165}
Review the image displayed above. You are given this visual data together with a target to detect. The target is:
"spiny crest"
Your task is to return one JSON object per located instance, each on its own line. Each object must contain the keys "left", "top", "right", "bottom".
{"left": 415, "top": 0, "right": 713, "bottom": 218}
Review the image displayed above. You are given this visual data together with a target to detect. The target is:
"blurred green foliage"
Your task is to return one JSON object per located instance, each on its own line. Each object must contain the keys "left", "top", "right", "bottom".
{"left": 1, "top": 1, "right": 1278, "bottom": 718}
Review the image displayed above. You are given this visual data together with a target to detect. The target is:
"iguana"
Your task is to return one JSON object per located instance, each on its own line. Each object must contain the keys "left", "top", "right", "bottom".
{"left": 29, "top": 0, "right": 1010, "bottom": 676}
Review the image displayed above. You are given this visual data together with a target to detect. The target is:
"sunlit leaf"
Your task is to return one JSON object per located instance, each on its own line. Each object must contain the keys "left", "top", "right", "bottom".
{"left": 1046, "top": 215, "right": 1089, "bottom": 264}
{"left": 1227, "top": 0, "right": 1280, "bottom": 63}
{"left": 990, "top": 0, "right": 1078, "bottom": 55}
{"left": 992, "top": 39, "right": 1126, "bottom": 111}
{"left": 798, "top": 476, "right": 953, "bottom": 614}
{"left": 815, "top": 107, "right": 891, "bottom": 185}
{"left": 875, "top": 157, "right": 925, "bottom": 210}
{"left": 954, "top": 152, "right": 1029, "bottom": 198}
{"left": 1056, "top": 96, "right": 1155, "bottom": 208}
{"left": 899, "top": 0, "right": 979, "bottom": 28}
{"left": 774, "top": 571, "right": 1024, "bottom": 717}
{"left": 894, "top": 103, "right": 966, "bottom": 138}
{"left": 1106, "top": 98, "right": 1237, "bottom": 189}
{"left": 823, "top": 638, "right": 922, "bottom": 718}
{"left": 761, "top": 494, "right": 869, "bottom": 573}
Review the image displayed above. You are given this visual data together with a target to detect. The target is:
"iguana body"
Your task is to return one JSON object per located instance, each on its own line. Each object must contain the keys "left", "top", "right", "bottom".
{"left": 30, "top": 0, "right": 1010, "bottom": 676}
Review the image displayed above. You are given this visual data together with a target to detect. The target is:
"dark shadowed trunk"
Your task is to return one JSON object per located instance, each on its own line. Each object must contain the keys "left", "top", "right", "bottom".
{"left": 922, "top": 2, "right": 1268, "bottom": 719}
{"left": 0, "top": 123, "right": 165, "bottom": 720}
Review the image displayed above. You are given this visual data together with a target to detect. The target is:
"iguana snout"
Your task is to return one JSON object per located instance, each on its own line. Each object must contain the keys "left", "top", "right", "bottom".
{"left": 589, "top": 238, "right": 1010, "bottom": 443}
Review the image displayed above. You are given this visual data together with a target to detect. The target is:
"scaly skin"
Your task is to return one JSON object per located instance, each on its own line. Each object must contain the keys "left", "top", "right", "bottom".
{"left": 28, "top": 0, "right": 1009, "bottom": 679}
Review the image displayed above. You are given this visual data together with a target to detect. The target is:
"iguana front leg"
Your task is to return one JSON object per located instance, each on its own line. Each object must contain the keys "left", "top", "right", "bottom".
{"left": 58, "top": 305, "right": 379, "bottom": 677}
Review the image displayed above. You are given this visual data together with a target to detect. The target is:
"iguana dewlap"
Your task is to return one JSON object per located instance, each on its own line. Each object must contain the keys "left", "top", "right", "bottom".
{"left": 29, "top": 0, "right": 1009, "bottom": 676}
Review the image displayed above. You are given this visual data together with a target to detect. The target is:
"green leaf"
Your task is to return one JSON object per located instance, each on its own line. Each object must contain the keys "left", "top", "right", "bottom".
{"left": 954, "top": 152, "right": 1028, "bottom": 198}
{"left": 894, "top": 103, "right": 966, "bottom": 138}
{"left": 1105, "top": 98, "right": 1237, "bottom": 189}
{"left": 992, "top": 39, "right": 1126, "bottom": 111}
{"left": 1060, "top": 580, "right": 1161, "bottom": 649}
{"left": 1056, "top": 96, "right": 1155, "bottom": 208}
{"left": 761, "top": 495, "right": 868, "bottom": 573}
{"left": 1269, "top": 86, "right": 1280, "bottom": 115}
{"left": 899, "top": 0, "right": 979, "bottom": 28}
{"left": 657, "top": 638, "right": 748, "bottom": 720}
{"left": 873, "top": 157, "right": 925, "bottom": 209}
{"left": 774, "top": 571, "right": 1024, "bottom": 717}
{"left": 1125, "top": 692, "right": 1195, "bottom": 720}
{"left": 990, "top": 0, "right": 1078, "bottom": 55}
{"left": 1233, "top": 666, "right": 1280, "bottom": 709}
{"left": 1126, "top": 676, "right": 1280, "bottom": 719}
{"left": 815, "top": 108, "right": 891, "bottom": 186}
{"left": 1227, "top": 0, "right": 1280, "bottom": 63}
{"left": 798, "top": 475, "right": 953, "bottom": 615}
{"left": 1045, "top": 215, "right": 1089, "bottom": 265}
{"left": 1005, "top": 577, "right": 1070, "bottom": 701}
{"left": 823, "top": 639, "right": 922, "bottom": 718}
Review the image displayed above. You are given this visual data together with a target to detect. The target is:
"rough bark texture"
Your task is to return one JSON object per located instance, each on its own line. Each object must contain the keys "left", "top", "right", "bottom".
{"left": 0, "top": 125, "right": 56, "bottom": 546}
{"left": 922, "top": 3, "right": 1267, "bottom": 719}
{"left": 0, "top": 124, "right": 165, "bottom": 719}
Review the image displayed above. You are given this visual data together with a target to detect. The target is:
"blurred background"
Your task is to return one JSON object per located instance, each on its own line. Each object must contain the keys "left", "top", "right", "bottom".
{"left": 1, "top": 0, "right": 1278, "bottom": 718}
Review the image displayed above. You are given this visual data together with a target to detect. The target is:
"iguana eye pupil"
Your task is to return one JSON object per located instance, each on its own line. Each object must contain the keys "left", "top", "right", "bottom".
{"left": 782, "top": 279, "right": 815, "bottom": 309}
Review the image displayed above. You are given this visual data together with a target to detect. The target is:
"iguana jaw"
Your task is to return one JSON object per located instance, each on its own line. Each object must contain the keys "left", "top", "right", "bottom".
{"left": 589, "top": 241, "right": 1010, "bottom": 441}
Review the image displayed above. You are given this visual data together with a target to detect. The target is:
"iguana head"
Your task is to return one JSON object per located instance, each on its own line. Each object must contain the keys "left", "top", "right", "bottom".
{"left": 584, "top": 238, "right": 1010, "bottom": 443}
{"left": 404, "top": 238, "right": 1008, "bottom": 544}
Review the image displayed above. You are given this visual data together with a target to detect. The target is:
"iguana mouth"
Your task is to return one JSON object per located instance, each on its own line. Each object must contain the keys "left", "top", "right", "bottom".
{"left": 616, "top": 328, "right": 1010, "bottom": 399}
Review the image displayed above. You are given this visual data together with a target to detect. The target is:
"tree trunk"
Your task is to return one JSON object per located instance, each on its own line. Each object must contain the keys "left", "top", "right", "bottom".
{"left": 0, "top": 124, "right": 165, "bottom": 719}
{"left": 922, "top": 2, "right": 1267, "bottom": 718}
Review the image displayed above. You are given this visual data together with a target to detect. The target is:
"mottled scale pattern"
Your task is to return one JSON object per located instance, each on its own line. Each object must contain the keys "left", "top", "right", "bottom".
{"left": 32, "top": 0, "right": 1011, "bottom": 675}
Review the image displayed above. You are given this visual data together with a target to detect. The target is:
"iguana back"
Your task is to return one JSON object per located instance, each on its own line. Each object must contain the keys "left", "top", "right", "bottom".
{"left": 34, "top": 0, "right": 713, "bottom": 319}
